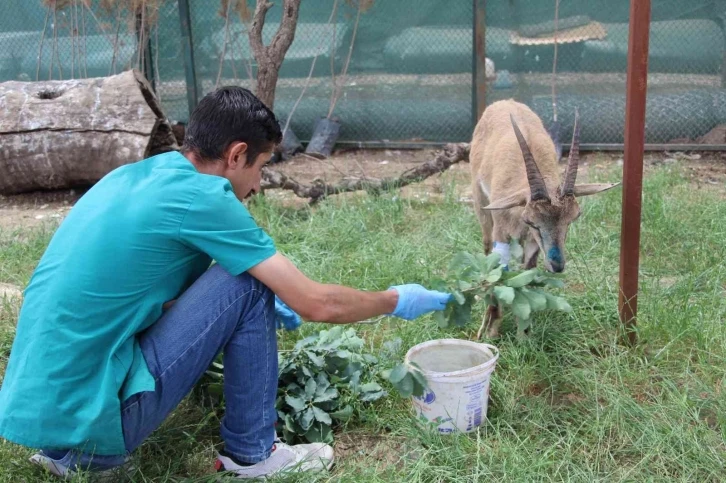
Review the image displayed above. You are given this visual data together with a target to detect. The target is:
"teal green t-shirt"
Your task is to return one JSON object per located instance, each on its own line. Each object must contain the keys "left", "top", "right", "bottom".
{"left": 0, "top": 151, "right": 276, "bottom": 455}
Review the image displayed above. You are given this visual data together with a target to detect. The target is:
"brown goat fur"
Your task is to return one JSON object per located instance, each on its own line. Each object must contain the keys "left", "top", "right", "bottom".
{"left": 469, "top": 99, "right": 619, "bottom": 338}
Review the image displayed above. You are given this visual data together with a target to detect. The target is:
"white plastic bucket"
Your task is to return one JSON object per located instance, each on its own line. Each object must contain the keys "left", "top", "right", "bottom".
{"left": 404, "top": 339, "right": 499, "bottom": 434}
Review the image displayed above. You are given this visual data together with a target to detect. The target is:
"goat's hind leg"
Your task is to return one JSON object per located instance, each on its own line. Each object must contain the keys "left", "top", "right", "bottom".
{"left": 477, "top": 304, "right": 502, "bottom": 339}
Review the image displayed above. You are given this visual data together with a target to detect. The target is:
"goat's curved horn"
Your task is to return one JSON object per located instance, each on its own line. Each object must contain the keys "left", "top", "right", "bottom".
{"left": 560, "top": 108, "right": 581, "bottom": 196}
{"left": 510, "top": 114, "right": 549, "bottom": 202}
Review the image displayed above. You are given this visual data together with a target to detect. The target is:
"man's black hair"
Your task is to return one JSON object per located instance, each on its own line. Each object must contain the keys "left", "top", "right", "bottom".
{"left": 182, "top": 86, "right": 282, "bottom": 166}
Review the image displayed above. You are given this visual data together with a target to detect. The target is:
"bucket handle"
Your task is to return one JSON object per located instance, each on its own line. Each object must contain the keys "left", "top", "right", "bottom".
{"left": 478, "top": 343, "right": 500, "bottom": 363}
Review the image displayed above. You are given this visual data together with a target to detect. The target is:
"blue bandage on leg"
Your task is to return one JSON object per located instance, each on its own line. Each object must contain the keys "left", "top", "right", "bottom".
{"left": 492, "top": 241, "right": 510, "bottom": 271}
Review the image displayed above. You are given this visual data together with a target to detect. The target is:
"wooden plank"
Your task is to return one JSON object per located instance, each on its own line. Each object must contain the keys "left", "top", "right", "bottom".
{"left": 619, "top": 0, "right": 652, "bottom": 345}
{"left": 473, "top": 0, "right": 487, "bottom": 126}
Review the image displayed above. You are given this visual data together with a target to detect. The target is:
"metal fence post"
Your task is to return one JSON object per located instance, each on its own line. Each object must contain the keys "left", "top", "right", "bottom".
{"left": 177, "top": 0, "right": 198, "bottom": 118}
{"left": 472, "top": 0, "right": 487, "bottom": 127}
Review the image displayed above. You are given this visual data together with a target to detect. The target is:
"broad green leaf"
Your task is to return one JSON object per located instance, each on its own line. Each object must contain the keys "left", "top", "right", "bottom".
{"left": 479, "top": 252, "right": 501, "bottom": 273}
{"left": 457, "top": 280, "right": 473, "bottom": 291}
{"left": 493, "top": 286, "right": 515, "bottom": 304}
{"left": 512, "top": 292, "right": 532, "bottom": 320}
{"left": 521, "top": 288, "right": 547, "bottom": 311}
{"left": 301, "top": 366, "right": 313, "bottom": 378}
{"left": 312, "top": 406, "right": 332, "bottom": 425}
{"left": 360, "top": 390, "right": 387, "bottom": 402}
{"left": 504, "top": 269, "right": 537, "bottom": 288}
{"left": 284, "top": 414, "right": 298, "bottom": 434}
{"left": 305, "top": 350, "right": 325, "bottom": 368}
{"left": 335, "top": 350, "right": 353, "bottom": 360}
{"left": 452, "top": 290, "right": 466, "bottom": 305}
{"left": 313, "top": 387, "right": 338, "bottom": 403}
{"left": 286, "top": 382, "right": 304, "bottom": 397}
{"left": 393, "top": 373, "right": 415, "bottom": 398}
{"left": 299, "top": 407, "right": 315, "bottom": 431}
{"left": 285, "top": 395, "right": 307, "bottom": 412}
{"left": 433, "top": 310, "right": 448, "bottom": 328}
{"left": 544, "top": 293, "right": 573, "bottom": 312}
{"left": 409, "top": 365, "right": 429, "bottom": 396}
{"left": 315, "top": 372, "right": 330, "bottom": 395}
{"left": 304, "top": 378, "right": 317, "bottom": 398}
{"left": 485, "top": 267, "right": 503, "bottom": 283}
{"left": 387, "top": 364, "right": 408, "bottom": 384}
{"left": 359, "top": 382, "right": 383, "bottom": 393}
{"left": 304, "top": 422, "right": 333, "bottom": 443}
{"left": 329, "top": 405, "right": 354, "bottom": 421}
{"left": 363, "top": 354, "right": 378, "bottom": 364}
{"left": 535, "top": 275, "right": 566, "bottom": 288}
{"left": 449, "top": 252, "right": 480, "bottom": 273}
{"left": 449, "top": 299, "right": 472, "bottom": 327}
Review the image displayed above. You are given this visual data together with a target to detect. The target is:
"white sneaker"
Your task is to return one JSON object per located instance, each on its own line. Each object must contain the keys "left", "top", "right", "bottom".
{"left": 29, "top": 451, "right": 133, "bottom": 481}
{"left": 215, "top": 440, "right": 335, "bottom": 479}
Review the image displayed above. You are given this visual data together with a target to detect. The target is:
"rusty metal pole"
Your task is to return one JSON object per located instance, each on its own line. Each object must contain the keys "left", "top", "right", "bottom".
{"left": 473, "top": 0, "right": 487, "bottom": 127}
{"left": 619, "top": 0, "right": 652, "bottom": 345}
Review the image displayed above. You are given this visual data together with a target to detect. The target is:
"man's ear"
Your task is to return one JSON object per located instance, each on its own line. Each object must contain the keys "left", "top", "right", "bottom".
{"left": 225, "top": 141, "right": 248, "bottom": 169}
{"left": 481, "top": 189, "right": 528, "bottom": 210}
{"left": 573, "top": 182, "right": 621, "bottom": 197}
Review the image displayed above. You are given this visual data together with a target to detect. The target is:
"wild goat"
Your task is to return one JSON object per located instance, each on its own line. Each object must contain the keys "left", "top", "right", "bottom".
{"left": 469, "top": 100, "right": 619, "bottom": 338}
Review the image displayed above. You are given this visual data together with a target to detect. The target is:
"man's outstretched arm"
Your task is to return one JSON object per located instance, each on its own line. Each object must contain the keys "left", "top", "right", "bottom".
{"left": 247, "top": 253, "right": 450, "bottom": 324}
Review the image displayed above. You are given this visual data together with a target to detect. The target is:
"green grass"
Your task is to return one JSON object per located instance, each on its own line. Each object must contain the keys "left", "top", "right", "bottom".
{"left": 0, "top": 161, "right": 725, "bottom": 482}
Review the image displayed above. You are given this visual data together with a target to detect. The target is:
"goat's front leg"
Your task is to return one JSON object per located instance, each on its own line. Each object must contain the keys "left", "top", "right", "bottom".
{"left": 477, "top": 304, "right": 502, "bottom": 339}
{"left": 524, "top": 236, "right": 540, "bottom": 269}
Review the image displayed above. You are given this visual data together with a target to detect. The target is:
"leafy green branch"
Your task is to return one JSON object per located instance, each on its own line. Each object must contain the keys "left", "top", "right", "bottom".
{"left": 430, "top": 251, "right": 572, "bottom": 334}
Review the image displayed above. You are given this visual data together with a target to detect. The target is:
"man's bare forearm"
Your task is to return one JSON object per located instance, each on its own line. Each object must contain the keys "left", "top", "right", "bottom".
{"left": 309, "top": 285, "right": 399, "bottom": 324}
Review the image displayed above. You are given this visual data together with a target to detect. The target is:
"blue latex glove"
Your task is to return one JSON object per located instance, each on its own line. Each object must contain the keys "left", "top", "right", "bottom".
{"left": 274, "top": 296, "right": 302, "bottom": 331}
{"left": 388, "top": 284, "right": 452, "bottom": 320}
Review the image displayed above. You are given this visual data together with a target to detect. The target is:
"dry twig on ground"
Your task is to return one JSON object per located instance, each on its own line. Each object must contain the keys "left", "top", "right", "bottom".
{"left": 260, "top": 143, "right": 470, "bottom": 203}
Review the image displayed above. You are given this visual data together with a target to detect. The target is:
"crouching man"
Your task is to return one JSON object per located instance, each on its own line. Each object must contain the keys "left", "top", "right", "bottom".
{"left": 0, "top": 86, "right": 450, "bottom": 479}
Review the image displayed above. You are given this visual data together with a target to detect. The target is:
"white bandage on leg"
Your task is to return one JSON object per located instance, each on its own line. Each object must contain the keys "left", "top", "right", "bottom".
{"left": 492, "top": 241, "right": 510, "bottom": 267}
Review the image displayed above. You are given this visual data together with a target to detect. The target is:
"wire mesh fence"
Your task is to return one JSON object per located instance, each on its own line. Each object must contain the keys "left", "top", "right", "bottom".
{"left": 2, "top": 1, "right": 726, "bottom": 146}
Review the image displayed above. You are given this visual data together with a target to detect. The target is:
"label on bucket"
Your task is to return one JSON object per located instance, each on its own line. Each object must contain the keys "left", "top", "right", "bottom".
{"left": 411, "top": 374, "right": 491, "bottom": 434}
{"left": 463, "top": 380, "right": 487, "bottom": 431}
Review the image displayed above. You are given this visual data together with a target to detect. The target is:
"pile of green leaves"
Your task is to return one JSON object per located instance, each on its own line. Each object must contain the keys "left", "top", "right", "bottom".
{"left": 276, "top": 326, "right": 386, "bottom": 443}
{"left": 197, "top": 326, "right": 387, "bottom": 445}
{"left": 431, "top": 250, "right": 572, "bottom": 334}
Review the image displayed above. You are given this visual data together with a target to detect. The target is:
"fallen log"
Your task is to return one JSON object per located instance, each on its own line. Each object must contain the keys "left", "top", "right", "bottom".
{"left": 261, "top": 143, "right": 470, "bottom": 202}
{"left": 0, "top": 70, "right": 177, "bottom": 195}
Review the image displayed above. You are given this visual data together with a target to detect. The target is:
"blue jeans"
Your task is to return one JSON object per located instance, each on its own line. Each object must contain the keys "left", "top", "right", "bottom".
{"left": 41, "top": 264, "right": 278, "bottom": 471}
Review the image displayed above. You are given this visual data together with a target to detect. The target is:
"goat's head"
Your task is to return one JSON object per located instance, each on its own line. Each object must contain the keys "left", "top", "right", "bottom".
{"left": 482, "top": 111, "right": 619, "bottom": 273}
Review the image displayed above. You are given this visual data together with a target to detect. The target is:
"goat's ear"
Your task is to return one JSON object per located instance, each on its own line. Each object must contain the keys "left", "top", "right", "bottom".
{"left": 481, "top": 190, "right": 528, "bottom": 210}
{"left": 573, "top": 182, "right": 621, "bottom": 197}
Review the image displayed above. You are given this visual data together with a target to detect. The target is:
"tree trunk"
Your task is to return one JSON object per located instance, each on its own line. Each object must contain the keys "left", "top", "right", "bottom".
{"left": 249, "top": 0, "right": 301, "bottom": 110}
{"left": 255, "top": 61, "right": 281, "bottom": 109}
{"left": 0, "top": 69, "right": 177, "bottom": 195}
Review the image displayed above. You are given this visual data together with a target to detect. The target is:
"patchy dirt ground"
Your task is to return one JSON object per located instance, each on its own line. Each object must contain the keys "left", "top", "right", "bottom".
{"left": 1, "top": 149, "right": 724, "bottom": 230}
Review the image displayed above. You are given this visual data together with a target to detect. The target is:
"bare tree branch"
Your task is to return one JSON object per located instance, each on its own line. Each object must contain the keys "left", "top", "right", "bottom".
{"left": 37, "top": 5, "right": 51, "bottom": 81}
{"left": 268, "top": 0, "right": 301, "bottom": 66}
{"left": 260, "top": 143, "right": 470, "bottom": 203}
{"left": 249, "top": 0, "right": 272, "bottom": 61}
{"left": 249, "top": 0, "right": 301, "bottom": 109}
